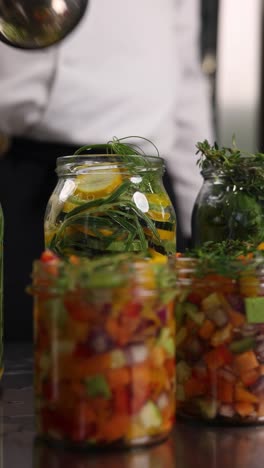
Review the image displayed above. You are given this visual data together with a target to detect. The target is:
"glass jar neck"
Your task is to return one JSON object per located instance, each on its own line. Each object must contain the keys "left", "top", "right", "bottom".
{"left": 56, "top": 154, "right": 165, "bottom": 177}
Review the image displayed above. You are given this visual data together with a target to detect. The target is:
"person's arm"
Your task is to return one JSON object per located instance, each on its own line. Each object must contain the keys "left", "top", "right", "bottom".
{"left": 168, "top": 0, "right": 215, "bottom": 240}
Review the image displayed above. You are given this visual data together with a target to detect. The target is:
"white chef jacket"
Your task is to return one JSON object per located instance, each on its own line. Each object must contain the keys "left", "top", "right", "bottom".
{"left": 0, "top": 0, "right": 213, "bottom": 237}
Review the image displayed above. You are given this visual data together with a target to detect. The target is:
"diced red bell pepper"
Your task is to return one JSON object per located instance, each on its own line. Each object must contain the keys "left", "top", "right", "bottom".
{"left": 204, "top": 345, "right": 233, "bottom": 370}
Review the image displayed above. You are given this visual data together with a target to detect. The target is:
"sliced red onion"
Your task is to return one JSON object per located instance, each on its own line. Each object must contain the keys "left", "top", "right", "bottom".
{"left": 250, "top": 376, "right": 264, "bottom": 396}
{"left": 89, "top": 328, "right": 113, "bottom": 353}
{"left": 225, "top": 294, "right": 245, "bottom": 313}
{"left": 219, "top": 404, "right": 235, "bottom": 418}
{"left": 157, "top": 307, "right": 167, "bottom": 325}
{"left": 124, "top": 343, "right": 149, "bottom": 365}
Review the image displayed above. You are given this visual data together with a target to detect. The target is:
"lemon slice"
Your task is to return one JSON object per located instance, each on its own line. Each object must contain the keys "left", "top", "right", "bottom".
{"left": 74, "top": 170, "right": 122, "bottom": 201}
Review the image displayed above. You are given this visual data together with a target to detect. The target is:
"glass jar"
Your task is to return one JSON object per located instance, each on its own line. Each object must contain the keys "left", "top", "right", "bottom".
{"left": 191, "top": 169, "right": 264, "bottom": 246}
{"left": 44, "top": 154, "right": 176, "bottom": 258}
{"left": 174, "top": 256, "right": 264, "bottom": 425}
{"left": 0, "top": 204, "right": 3, "bottom": 378}
{"left": 31, "top": 252, "right": 176, "bottom": 448}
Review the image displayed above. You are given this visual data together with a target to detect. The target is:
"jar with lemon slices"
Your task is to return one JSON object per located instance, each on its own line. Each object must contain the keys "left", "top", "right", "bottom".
{"left": 44, "top": 145, "right": 176, "bottom": 259}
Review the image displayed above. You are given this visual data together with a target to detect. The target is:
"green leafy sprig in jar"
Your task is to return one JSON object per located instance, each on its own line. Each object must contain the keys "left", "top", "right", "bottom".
{"left": 45, "top": 136, "right": 176, "bottom": 259}
{"left": 192, "top": 139, "right": 264, "bottom": 246}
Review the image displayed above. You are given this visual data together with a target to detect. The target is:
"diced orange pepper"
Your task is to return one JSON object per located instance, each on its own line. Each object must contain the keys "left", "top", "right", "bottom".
{"left": 99, "top": 413, "right": 130, "bottom": 442}
{"left": 235, "top": 384, "right": 259, "bottom": 403}
{"left": 198, "top": 319, "right": 215, "bottom": 340}
{"left": 106, "top": 367, "right": 131, "bottom": 389}
{"left": 240, "top": 368, "right": 260, "bottom": 387}
{"left": 204, "top": 345, "right": 233, "bottom": 370}
{"left": 234, "top": 402, "right": 255, "bottom": 417}
{"left": 234, "top": 350, "right": 259, "bottom": 374}
{"left": 228, "top": 309, "right": 246, "bottom": 327}
{"left": 58, "top": 353, "right": 111, "bottom": 379}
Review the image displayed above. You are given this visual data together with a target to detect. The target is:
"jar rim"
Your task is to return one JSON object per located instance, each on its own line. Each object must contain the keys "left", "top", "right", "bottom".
{"left": 56, "top": 154, "right": 165, "bottom": 176}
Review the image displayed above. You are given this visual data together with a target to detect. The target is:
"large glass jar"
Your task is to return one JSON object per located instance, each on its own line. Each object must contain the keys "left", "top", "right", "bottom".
{"left": 0, "top": 204, "right": 3, "bottom": 378}
{"left": 31, "top": 251, "right": 176, "bottom": 448}
{"left": 44, "top": 154, "right": 176, "bottom": 258}
{"left": 174, "top": 256, "right": 264, "bottom": 425}
{"left": 192, "top": 169, "right": 264, "bottom": 247}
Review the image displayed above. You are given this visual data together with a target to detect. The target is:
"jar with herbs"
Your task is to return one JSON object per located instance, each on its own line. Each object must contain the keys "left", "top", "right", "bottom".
{"left": 192, "top": 140, "right": 264, "bottom": 247}
{"left": 174, "top": 242, "right": 264, "bottom": 425}
{"left": 30, "top": 251, "right": 176, "bottom": 448}
{"left": 44, "top": 139, "right": 176, "bottom": 259}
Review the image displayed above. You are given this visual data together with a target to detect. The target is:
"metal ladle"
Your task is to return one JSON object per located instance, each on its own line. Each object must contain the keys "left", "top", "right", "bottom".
{"left": 0, "top": 0, "right": 89, "bottom": 50}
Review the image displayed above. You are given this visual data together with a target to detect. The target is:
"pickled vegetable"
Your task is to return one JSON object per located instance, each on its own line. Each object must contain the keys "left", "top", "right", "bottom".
{"left": 32, "top": 251, "right": 176, "bottom": 447}
{"left": 175, "top": 243, "right": 264, "bottom": 424}
{"left": 45, "top": 138, "right": 176, "bottom": 259}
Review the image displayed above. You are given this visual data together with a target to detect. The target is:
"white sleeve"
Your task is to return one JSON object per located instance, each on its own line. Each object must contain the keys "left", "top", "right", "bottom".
{"left": 168, "top": 0, "right": 215, "bottom": 238}
{"left": 0, "top": 43, "right": 59, "bottom": 135}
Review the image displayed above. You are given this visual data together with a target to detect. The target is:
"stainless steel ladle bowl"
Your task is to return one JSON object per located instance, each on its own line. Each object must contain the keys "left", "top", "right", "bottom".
{"left": 0, "top": 0, "right": 89, "bottom": 50}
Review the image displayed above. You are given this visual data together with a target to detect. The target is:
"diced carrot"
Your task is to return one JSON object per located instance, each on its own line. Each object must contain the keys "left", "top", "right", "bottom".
{"left": 198, "top": 319, "right": 215, "bottom": 340}
{"left": 113, "top": 386, "right": 130, "bottom": 414}
{"left": 228, "top": 309, "right": 246, "bottom": 327}
{"left": 130, "top": 383, "right": 151, "bottom": 413}
{"left": 240, "top": 368, "right": 260, "bottom": 387}
{"left": 106, "top": 367, "right": 131, "bottom": 389}
{"left": 99, "top": 413, "right": 130, "bottom": 442}
{"left": 184, "top": 377, "right": 207, "bottom": 399}
{"left": 234, "top": 402, "right": 255, "bottom": 417}
{"left": 233, "top": 350, "right": 259, "bottom": 374}
{"left": 165, "top": 358, "right": 176, "bottom": 379}
{"left": 58, "top": 353, "right": 111, "bottom": 379}
{"left": 235, "top": 384, "right": 259, "bottom": 403}
{"left": 204, "top": 345, "right": 233, "bottom": 370}
{"left": 105, "top": 317, "right": 130, "bottom": 346}
{"left": 217, "top": 379, "right": 234, "bottom": 403}
{"left": 257, "top": 242, "right": 264, "bottom": 251}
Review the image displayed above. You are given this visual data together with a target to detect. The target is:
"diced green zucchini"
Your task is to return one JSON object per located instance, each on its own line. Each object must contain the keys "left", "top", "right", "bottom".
{"left": 176, "top": 360, "right": 192, "bottom": 384}
{"left": 202, "top": 293, "right": 222, "bottom": 311}
{"left": 229, "top": 336, "right": 256, "bottom": 353}
{"left": 176, "top": 384, "right": 186, "bottom": 401}
{"left": 85, "top": 374, "right": 112, "bottom": 399}
{"left": 139, "top": 401, "right": 162, "bottom": 429}
{"left": 175, "top": 303, "right": 185, "bottom": 327}
{"left": 111, "top": 349, "right": 126, "bottom": 369}
{"left": 196, "top": 398, "right": 218, "bottom": 419}
{"left": 184, "top": 303, "right": 205, "bottom": 325}
{"left": 158, "top": 328, "right": 175, "bottom": 357}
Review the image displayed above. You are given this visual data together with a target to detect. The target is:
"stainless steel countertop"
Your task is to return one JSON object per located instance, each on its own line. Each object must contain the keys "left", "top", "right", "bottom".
{"left": 2, "top": 343, "right": 264, "bottom": 468}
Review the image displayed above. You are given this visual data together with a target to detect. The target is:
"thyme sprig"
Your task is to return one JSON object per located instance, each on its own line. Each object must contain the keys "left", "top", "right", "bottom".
{"left": 184, "top": 240, "right": 264, "bottom": 279}
{"left": 196, "top": 140, "right": 264, "bottom": 197}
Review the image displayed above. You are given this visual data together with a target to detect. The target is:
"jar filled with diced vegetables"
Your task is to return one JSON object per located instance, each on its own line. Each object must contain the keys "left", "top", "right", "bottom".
{"left": 174, "top": 243, "right": 264, "bottom": 424}
{"left": 31, "top": 251, "right": 177, "bottom": 448}
{"left": 44, "top": 139, "right": 176, "bottom": 259}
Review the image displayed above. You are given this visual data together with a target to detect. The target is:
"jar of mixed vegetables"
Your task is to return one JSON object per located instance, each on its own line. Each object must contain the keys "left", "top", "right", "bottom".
{"left": 31, "top": 251, "right": 176, "bottom": 448}
{"left": 192, "top": 140, "right": 264, "bottom": 247}
{"left": 174, "top": 249, "right": 264, "bottom": 424}
{"left": 44, "top": 142, "right": 176, "bottom": 259}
